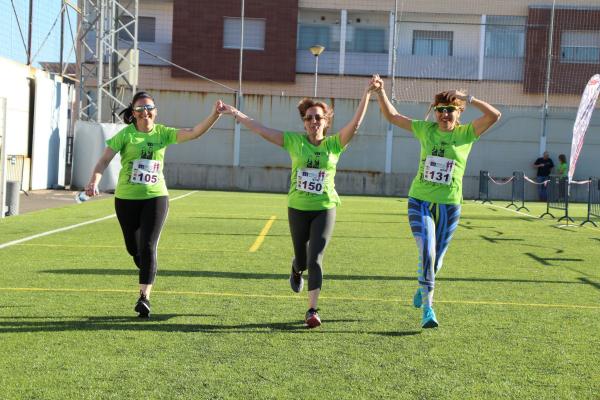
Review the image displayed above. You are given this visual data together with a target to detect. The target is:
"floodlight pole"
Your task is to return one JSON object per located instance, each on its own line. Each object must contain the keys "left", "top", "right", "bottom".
{"left": 540, "top": 0, "right": 556, "bottom": 155}
{"left": 233, "top": 0, "right": 245, "bottom": 167}
{"left": 310, "top": 45, "right": 325, "bottom": 98}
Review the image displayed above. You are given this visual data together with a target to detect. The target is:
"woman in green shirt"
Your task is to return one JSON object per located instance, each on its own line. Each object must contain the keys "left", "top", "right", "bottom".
{"left": 84, "top": 91, "right": 223, "bottom": 318}
{"left": 372, "top": 74, "right": 501, "bottom": 328}
{"left": 557, "top": 154, "right": 568, "bottom": 177}
{"left": 219, "top": 82, "right": 375, "bottom": 328}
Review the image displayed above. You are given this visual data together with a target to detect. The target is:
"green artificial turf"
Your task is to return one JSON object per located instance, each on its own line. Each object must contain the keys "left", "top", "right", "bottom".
{"left": 1, "top": 190, "right": 598, "bottom": 399}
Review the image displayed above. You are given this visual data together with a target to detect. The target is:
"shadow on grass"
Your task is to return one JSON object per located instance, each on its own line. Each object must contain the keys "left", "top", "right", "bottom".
{"left": 578, "top": 277, "right": 600, "bottom": 291}
{"left": 41, "top": 268, "right": 593, "bottom": 286}
{"left": 0, "top": 316, "right": 409, "bottom": 335}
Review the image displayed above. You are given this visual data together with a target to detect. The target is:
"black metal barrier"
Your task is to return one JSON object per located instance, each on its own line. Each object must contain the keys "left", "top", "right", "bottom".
{"left": 506, "top": 171, "right": 529, "bottom": 212}
{"left": 478, "top": 170, "right": 491, "bottom": 204}
{"left": 581, "top": 177, "right": 599, "bottom": 227}
{"left": 540, "top": 177, "right": 573, "bottom": 222}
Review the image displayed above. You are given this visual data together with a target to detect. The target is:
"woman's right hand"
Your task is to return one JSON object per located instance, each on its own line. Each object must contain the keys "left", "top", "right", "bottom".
{"left": 85, "top": 182, "right": 99, "bottom": 197}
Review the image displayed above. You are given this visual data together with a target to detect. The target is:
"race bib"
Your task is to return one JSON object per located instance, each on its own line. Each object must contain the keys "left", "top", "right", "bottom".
{"left": 296, "top": 168, "right": 327, "bottom": 194}
{"left": 130, "top": 159, "right": 161, "bottom": 185}
{"left": 423, "top": 155, "right": 454, "bottom": 185}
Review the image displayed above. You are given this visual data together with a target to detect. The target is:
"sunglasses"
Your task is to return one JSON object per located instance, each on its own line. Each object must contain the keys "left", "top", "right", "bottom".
{"left": 132, "top": 104, "right": 157, "bottom": 112}
{"left": 303, "top": 114, "right": 325, "bottom": 122}
{"left": 433, "top": 105, "right": 459, "bottom": 113}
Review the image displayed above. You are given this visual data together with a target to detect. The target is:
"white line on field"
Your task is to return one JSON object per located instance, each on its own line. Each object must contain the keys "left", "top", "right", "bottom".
{"left": 468, "top": 201, "right": 600, "bottom": 232}
{"left": 0, "top": 191, "right": 197, "bottom": 250}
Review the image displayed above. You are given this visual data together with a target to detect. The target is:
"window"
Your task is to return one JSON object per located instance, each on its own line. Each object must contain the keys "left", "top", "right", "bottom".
{"left": 347, "top": 27, "right": 386, "bottom": 53}
{"left": 223, "top": 17, "right": 266, "bottom": 50}
{"left": 485, "top": 16, "right": 525, "bottom": 58}
{"left": 298, "top": 25, "right": 334, "bottom": 52}
{"left": 561, "top": 31, "right": 600, "bottom": 64}
{"left": 412, "top": 30, "right": 452, "bottom": 56}
{"left": 118, "top": 16, "right": 155, "bottom": 42}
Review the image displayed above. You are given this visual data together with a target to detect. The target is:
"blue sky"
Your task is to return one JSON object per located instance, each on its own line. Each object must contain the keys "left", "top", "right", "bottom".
{"left": 0, "top": 0, "right": 78, "bottom": 67}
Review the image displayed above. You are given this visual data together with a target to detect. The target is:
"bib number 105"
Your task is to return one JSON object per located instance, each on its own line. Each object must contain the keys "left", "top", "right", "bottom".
{"left": 130, "top": 159, "right": 161, "bottom": 185}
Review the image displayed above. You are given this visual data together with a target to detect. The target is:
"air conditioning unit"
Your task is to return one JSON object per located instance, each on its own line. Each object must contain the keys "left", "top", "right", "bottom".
{"left": 117, "top": 49, "right": 139, "bottom": 86}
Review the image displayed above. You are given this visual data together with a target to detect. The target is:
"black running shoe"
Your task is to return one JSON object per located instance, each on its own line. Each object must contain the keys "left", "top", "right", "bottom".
{"left": 134, "top": 294, "right": 151, "bottom": 318}
{"left": 289, "top": 267, "right": 304, "bottom": 293}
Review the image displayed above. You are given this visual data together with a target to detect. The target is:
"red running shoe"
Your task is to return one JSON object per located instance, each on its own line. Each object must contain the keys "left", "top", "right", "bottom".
{"left": 304, "top": 308, "right": 321, "bottom": 328}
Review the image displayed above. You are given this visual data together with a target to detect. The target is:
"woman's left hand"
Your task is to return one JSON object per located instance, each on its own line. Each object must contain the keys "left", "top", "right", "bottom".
{"left": 446, "top": 90, "right": 468, "bottom": 102}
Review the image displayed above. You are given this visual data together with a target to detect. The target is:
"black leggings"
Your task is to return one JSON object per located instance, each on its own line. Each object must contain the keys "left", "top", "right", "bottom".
{"left": 115, "top": 196, "right": 169, "bottom": 285}
{"left": 288, "top": 207, "right": 336, "bottom": 291}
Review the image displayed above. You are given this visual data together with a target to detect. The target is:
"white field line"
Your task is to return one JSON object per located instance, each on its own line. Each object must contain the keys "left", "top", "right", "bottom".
{"left": 0, "top": 191, "right": 196, "bottom": 250}
{"left": 467, "top": 201, "right": 600, "bottom": 232}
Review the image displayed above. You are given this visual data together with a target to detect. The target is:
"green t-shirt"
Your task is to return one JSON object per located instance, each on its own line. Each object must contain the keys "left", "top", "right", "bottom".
{"left": 558, "top": 162, "right": 568, "bottom": 177}
{"left": 283, "top": 132, "right": 346, "bottom": 211}
{"left": 408, "top": 120, "right": 478, "bottom": 205}
{"left": 106, "top": 124, "right": 178, "bottom": 200}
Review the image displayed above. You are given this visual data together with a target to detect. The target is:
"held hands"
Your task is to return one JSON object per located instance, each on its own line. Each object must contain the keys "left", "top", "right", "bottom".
{"left": 213, "top": 100, "right": 225, "bottom": 117}
{"left": 217, "top": 102, "right": 240, "bottom": 118}
{"left": 369, "top": 74, "right": 384, "bottom": 93}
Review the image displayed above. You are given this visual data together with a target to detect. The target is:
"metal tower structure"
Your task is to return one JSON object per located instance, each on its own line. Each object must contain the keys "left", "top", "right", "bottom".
{"left": 77, "top": 0, "right": 139, "bottom": 122}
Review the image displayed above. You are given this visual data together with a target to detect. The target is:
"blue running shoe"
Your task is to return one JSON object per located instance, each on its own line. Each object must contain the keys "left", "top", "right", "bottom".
{"left": 412, "top": 288, "right": 422, "bottom": 309}
{"left": 421, "top": 306, "right": 438, "bottom": 329}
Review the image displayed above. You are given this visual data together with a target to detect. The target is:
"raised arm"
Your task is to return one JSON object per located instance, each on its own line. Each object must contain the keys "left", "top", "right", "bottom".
{"left": 448, "top": 90, "right": 501, "bottom": 137}
{"left": 176, "top": 100, "right": 223, "bottom": 143}
{"left": 338, "top": 83, "right": 374, "bottom": 147}
{"left": 219, "top": 103, "right": 284, "bottom": 147}
{"left": 85, "top": 147, "right": 118, "bottom": 196}
{"left": 372, "top": 74, "right": 413, "bottom": 132}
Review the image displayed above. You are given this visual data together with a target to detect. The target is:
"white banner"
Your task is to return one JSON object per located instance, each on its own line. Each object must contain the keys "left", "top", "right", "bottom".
{"left": 569, "top": 74, "right": 600, "bottom": 182}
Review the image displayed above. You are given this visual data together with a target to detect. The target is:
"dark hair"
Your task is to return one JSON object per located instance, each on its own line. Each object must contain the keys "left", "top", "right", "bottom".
{"left": 118, "top": 91, "right": 155, "bottom": 124}
{"left": 297, "top": 98, "right": 334, "bottom": 134}
{"left": 558, "top": 154, "right": 566, "bottom": 163}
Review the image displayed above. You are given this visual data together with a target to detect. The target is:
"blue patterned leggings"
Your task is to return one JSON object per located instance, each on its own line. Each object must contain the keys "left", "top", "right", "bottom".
{"left": 407, "top": 197, "right": 461, "bottom": 292}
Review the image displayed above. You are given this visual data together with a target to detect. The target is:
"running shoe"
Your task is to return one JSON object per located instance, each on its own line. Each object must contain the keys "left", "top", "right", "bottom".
{"left": 134, "top": 294, "right": 151, "bottom": 318}
{"left": 421, "top": 306, "right": 438, "bottom": 329}
{"left": 304, "top": 308, "right": 321, "bottom": 328}
{"left": 412, "top": 287, "right": 422, "bottom": 309}
{"left": 289, "top": 266, "right": 304, "bottom": 293}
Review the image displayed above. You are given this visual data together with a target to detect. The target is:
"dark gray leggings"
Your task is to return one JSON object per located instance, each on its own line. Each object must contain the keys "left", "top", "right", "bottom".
{"left": 288, "top": 207, "right": 336, "bottom": 291}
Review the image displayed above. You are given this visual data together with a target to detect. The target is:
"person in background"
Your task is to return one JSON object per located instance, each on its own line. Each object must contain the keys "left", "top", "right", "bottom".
{"left": 557, "top": 154, "right": 568, "bottom": 178}
{"left": 218, "top": 80, "right": 376, "bottom": 328}
{"left": 85, "top": 91, "right": 223, "bottom": 318}
{"left": 533, "top": 151, "right": 554, "bottom": 201}
{"left": 371, "top": 74, "right": 501, "bottom": 329}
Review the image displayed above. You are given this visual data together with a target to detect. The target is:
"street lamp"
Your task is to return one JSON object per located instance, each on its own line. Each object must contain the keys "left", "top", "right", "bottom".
{"left": 309, "top": 45, "right": 325, "bottom": 98}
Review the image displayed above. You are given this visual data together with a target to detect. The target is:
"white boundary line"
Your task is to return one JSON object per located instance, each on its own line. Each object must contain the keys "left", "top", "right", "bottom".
{"left": 467, "top": 201, "right": 600, "bottom": 232}
{"left": 0, "top": 191, "right": 196, "bottom": 250}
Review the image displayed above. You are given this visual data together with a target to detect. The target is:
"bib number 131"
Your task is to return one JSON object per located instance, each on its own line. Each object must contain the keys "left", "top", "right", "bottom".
{"left": 130, "top": 159, "right": 161, "bottom": 185}
{"left": 423, "top": 155, "right": 454, "bottom": 185}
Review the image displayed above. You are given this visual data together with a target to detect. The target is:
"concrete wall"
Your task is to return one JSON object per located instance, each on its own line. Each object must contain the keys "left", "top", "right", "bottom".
{"left": 135, "top": 90, "right": 600, "bottom": 202}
